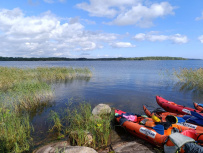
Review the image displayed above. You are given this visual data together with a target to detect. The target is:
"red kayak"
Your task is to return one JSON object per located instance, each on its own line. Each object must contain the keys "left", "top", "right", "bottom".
{"left": 156, "top": 96, "right": 202, "bottom": 115}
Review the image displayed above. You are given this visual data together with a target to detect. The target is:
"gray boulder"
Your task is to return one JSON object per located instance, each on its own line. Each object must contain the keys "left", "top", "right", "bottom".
{"left": 92, "top": 104, "right": 111, "bottom": 116}
{"left": 34, "top": 141, "right": 98, "bottom": 153}
{"left": 62, "top": 146, "right": 98, "bottom": 153}
{"left": 34, "top": 141, "right": 68, "bottom": 153}
{"left": 114, "top": 141, "right": 155, "bottom": 153}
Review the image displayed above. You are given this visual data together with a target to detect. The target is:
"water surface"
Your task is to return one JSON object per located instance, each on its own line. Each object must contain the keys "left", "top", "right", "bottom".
{"left": 1, "top": 60, "right": 203, "bottom": 146}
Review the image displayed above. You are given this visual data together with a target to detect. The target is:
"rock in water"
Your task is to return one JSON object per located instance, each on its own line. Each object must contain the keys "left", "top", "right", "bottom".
{"left": 92, "top": 104, "right": 111, "bottom": 116}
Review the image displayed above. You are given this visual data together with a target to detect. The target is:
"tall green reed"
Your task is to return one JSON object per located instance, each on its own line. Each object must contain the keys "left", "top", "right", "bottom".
{"left": 174, "top": 68, "right": 203, "bottom": 91}
{"left": 49, "top": 110, "right": 64, "bottom": 139}
{"left": 0, "top": 104, "right": 32, "bottom": 153}
{"left": 48, "top": 102, "right": 113, "bottom": 149}
{"left": 0, "top": 67, "right": 92, "bottom": 90}
{"left": 62, "top": 102, "right": 113, "bottom": 149}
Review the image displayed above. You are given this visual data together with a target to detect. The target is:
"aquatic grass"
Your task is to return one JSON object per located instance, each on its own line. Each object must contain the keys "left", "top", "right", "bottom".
{"left": 49, "top": 110, "right": 64, "bottom": 138}
{"left": 62, "top": 102, "right": 113, "bottom": 149}
{"left": 0, "top": 66, "right": 92, "bottom": 113}
{"left": 1, "top": 81, "right": 53, "bottom": 114}
{"left": 0, "top": 105, "right": 32, "bottom": 153}
{"left": 0, "top": 67, "right": 92, "bottom": 91}
{"left": 174, "top": 68, "right": 203, "bottom": 91}
{"left": 0, "top": 66, "right": 92, "bottom": 152}
{"left": 0, "top": 67, "right": 27, "bottom": 91}
{"left": 48, "top": 102, "right": 113, "bottom": 149}
{"left": 33, "top": 67, "right": 92, "bottom": 83}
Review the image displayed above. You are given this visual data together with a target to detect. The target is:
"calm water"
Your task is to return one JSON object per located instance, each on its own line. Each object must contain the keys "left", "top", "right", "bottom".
{"left": 1, "top": 60, "right": 203, "bottom": 146}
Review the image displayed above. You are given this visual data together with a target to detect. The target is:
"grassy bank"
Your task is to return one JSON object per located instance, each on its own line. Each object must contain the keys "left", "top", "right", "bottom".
{"left": 0, "top": 66, "right": 92, "bottom": 152}
{"left": 174, "top": 68, "right": 203, "bottom": 91}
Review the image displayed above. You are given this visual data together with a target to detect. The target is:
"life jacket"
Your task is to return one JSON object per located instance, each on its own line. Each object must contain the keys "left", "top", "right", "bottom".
{"left": 164, "top": 133, "right": 195, "bottom": 153}
{"left": 142, "top": 118, "right": 184, "bottom": 135}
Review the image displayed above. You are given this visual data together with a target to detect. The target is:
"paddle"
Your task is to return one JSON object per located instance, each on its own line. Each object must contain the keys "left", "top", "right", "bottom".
{"left": 152, "top": 124, "right": 164, "bottom": 135}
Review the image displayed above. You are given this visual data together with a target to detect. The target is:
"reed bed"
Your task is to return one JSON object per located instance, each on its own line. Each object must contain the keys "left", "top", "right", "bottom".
{"left": 0, "top": 66, "right": 92, "bottom": 152}
{"left": 174, "top": 68, "right": 203, "bottom": 91}
{"left": 7, "top": 81, "right": 53, "bottom": 113}
{"left": 0, "top": 66, "right": 92, "bottom": 113}
{"left": 0, "top": 67, "right": 92, "bottom": 91}
{"left": 31, "top": 67, "right": 92, "bottom": 82}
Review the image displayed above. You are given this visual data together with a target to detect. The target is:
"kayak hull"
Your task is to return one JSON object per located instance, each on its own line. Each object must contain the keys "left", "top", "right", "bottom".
{"left": 156, "top": 96, "right": 201, "bottom": 115}
{"left": 115, "top": 109, "right": 169, "bottom": 146}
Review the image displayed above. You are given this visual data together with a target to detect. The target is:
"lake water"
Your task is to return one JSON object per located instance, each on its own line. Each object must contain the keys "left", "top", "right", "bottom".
{"left": 1, "top": 60, "right": 203, "bottom": 147}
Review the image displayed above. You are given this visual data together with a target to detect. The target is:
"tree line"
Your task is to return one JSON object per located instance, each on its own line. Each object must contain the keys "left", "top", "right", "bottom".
{"left": 0, "top": 56, "right": 188, "bottom": 61}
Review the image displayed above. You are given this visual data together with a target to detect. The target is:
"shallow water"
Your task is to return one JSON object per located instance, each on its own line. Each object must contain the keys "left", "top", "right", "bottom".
{"left": 1, "top": 60, "right": 203, "bottom": 147}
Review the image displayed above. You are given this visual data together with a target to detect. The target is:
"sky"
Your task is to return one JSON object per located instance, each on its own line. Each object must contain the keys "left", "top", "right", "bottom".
{"left": 0, "top": 0, "right": 203, "bottom": 59}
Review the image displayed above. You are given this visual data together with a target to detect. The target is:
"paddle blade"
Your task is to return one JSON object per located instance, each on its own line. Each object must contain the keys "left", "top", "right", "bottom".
{"left": 153, "top": 124, "right": 164, "bottom": 135}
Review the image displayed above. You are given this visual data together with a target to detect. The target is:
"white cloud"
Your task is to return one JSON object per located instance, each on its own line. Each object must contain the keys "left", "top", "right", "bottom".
{"left": 75, "top": 42, "right": 97, "bottom": 51}
{"left": 77, "top": 1, "right": 175, "bottom": 27}
{"left": 133, "top": 32, "right": 188, "bottom": 44}
{"left": 0, "top": 8, "right": 119, "bottom": 57}
{"left": 81, "top": 19, "right": 96, "bottom": 25}
{"left": 195, "top": 11, "right": 203, "bottom": 21}
{"left": 109, "top": 2, "right": 175, "bottom": 27}
{"left": 198, "top": 35, "right": 203, "bottom": 43}
{"left": 76, "top": 0, "right": 137, "bottom": 18}
{"left": 147, "top": 34, "right": 168, "bottom": 41}
{"left": 110, "top": 42, "right": 136, "bottom": 48}
{"left": 170, "top": 34, "right": 188, "bottom": 44}
{"left": 133, "top": 33, "right": 146, "bottom": 41}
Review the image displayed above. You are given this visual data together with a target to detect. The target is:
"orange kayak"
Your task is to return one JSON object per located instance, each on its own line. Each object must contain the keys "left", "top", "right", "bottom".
{"left": 115, "top": 109, "right": 172, "bottom": 146}
{"left": 115, "top": 109, "right": 203, "bottom": 149}
{"left": 194, "top": 102, "right": 203, "bottom": 112}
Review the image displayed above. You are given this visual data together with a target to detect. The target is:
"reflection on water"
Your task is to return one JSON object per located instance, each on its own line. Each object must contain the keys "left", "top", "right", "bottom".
{"left": 1, "top": 60, "right": 203, "bottom": 149}
{"left": 191, "top": 91, "right": 203, "bottom": 103}
{"left": 29, "top": 100, "right": 54, "bottom": 120}
{"left": 53, "top": 76, "right": 91, "bottom": 85}
{"left": 174, "top": 81, "right": 203, "bottom": 103}
{"left": 175, "top": 82, "right": 195, "bottom": 92}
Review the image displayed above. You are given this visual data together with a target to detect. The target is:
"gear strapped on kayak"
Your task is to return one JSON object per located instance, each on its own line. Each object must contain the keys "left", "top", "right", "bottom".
{"left": 115, "top": 109, "right": 203, "bottom": 153}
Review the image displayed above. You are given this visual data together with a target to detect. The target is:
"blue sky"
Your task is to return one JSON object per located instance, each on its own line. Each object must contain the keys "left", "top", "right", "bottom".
{"left": 0, "top": 0, "right": 203, "bottom": 59}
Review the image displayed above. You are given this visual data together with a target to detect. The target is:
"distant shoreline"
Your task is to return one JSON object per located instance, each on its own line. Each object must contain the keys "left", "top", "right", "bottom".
{"left": 0, "top": 56, "right": 199, "bottom": 61}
